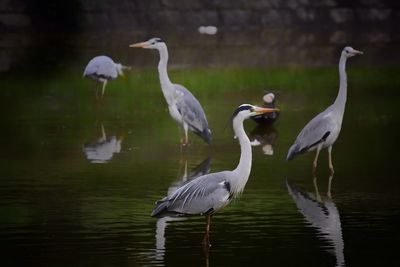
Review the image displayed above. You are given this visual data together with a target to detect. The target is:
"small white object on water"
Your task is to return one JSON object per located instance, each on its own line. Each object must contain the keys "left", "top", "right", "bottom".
{"left": 198, "top": 26, "right": 218, "bottom": 35}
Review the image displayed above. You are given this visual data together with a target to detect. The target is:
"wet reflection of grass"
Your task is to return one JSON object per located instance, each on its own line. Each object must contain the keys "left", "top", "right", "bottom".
{"left": 0, "top": 66, "right": 398, "bottom": 159}
{"left": 0, "top": 66, "right": 399, "bottom": 267}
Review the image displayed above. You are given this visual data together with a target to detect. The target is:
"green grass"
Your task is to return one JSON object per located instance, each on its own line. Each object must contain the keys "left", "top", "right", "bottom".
{"left": 0, "top": 66, "right": 398, "bottom": 158}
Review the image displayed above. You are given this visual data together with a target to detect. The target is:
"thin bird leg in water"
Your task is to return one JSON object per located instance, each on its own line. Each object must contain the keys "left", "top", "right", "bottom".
{"left": 183, "top": 123, "right": 189, "bottom": 146}
{"left": 328, "top": 146, "right": 334, "bottom": 174}
{"left": 101, "top": 123, "right": 106, "bottom": 140}
{"left": 312, "top": 144, "right": 322, "bottom": 174}
{"left": 327, "top": 173, "right": 334, "bottom": 198}
{"left": 101, "top": 80, "right": 107, "bottom": 97}
{"left": 93, "top": 82, "right": 99, "bottom": 100}
{"left": 203, "top": 215, "right": 212, "bottom": 246}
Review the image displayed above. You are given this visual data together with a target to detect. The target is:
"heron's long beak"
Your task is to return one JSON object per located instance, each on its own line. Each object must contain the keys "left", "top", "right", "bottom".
{"left": 254, "top": 107, "right": 279, "bottom": 115}
{"left": 353, "top": 49, "right": 364, "bottom": 55}
{"left": 129, "top": 42, "right": 148, "bottom": 48}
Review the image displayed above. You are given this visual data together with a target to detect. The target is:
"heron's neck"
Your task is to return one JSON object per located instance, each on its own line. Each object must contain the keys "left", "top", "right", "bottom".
{"left": 157, "top": 44, "right": 174, "bottom": 104}
{"left": 333, "top": 54, "right": 347, "bottom": 114}
{"left": 231, "top": 117, "right": 252, "bottom": 194}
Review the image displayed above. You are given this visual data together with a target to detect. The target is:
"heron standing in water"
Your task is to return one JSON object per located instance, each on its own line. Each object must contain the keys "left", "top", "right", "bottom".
{"left": 130, "top": 38, "right": 212, "bottom": 146}
{"left": 151, "top": 104, "right": 279, "bottom": 245}
{"left": 83, "top": 55, "right": 129, "bottom": 97}
{"left": 287, "top": 47, "right": 363, "bottom": 173}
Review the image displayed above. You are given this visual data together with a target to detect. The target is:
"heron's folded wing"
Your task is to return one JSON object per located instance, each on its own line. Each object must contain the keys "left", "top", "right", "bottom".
{"left": 163, "top": 172, "right": 231, "bottom": 215}
{"left": 295, "top": 112, "right": 334, "bottom": 152}
{"left": 174, "top": 84, "right": 209, "bottom": 134}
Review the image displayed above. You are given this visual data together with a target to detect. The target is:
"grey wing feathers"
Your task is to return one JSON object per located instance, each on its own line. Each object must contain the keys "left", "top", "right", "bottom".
{"left": 83, "top": 56, "right": 118, "bottom": 80}
{"left": 151, "top": 171, "right": 231, "bottom": 218}
{"left": 287, "top": 112, "right": 333, "bottom": 160}
{"left": 174, "top": 84, "right": 212, "bottom": 144}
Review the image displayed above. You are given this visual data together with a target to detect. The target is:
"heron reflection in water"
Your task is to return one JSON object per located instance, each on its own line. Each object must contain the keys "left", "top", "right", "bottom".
{"left": 249, "top": 92, "right": 279, "bottom": 155}
{"left": 150, "top": 157, "right": 212, "bottom": 264}
{"left": 83, "top": 123, "right": 123, "bottom": 163}
{"left": 287, "top": 175, "right": 345, "bottom": 267}
{"left": 249, "top": 124, "right": 278, "bottom": 156}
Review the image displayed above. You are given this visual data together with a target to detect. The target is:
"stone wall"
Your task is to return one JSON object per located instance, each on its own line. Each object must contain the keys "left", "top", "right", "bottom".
{"left": 0, "top": 0, "right": 399, "bottom": 71}
{"left": 1, "top": 0, "right": 397, "bottom": 32}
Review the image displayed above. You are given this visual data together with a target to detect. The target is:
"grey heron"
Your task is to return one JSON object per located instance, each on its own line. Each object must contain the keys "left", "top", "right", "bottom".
{"left": 129, "top": 38, "right": 212, "bottom": 146}
{"left": 83, "top": 55, "right": 129, "bottom": 97}
{"left": 251, "top": 92, "right": 279, "bottom": 125}
{"left": 153, "top": 157, "right": 211, "bottom": 263}
{"left": 150, "top": 104, "right": 279, "bottom": 244}
{"left": 286, "top": 47, "right": 363, "bottom": 173}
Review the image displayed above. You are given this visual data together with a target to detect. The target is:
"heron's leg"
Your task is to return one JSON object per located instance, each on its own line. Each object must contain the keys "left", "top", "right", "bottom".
{"left": 203, "top": 215, "right": 212, "bottom": 247}
{"left": 312, "top": 144, "right": 323, "bottom": 174}
{"left": 202, "top": 215, "right": 211, "bottom": 262}
{"left": 178, "top": 126, "right": 184, "bottom": 145}
{"left": 101, "top": 123, "right": 106, "bottom": 140}
{"left": 328, "top": 146, "right": 334, "bottom": 174}
{"left": 179, "top": 123, "right": 189, "bottom": 147}
{"left": 327, "top": 173, "right": 334, "bottom": 198}
{"left": 101, "top": 80, "right": 107, "bottom": 97}
{"left": 183, "top": 123, "right": 189, "bottom": 146}
{"left": 92, "top": 81, "right": 100, "bottom": 101}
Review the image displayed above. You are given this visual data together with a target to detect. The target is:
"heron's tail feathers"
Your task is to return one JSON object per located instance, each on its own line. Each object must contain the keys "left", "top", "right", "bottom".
{"left": 151, "top": 199, "right": 170, "bottom": 217}
{"left": 286, "top": 144, "right": 300, "bottom": 161}
{"left": 194, "top": 128, "right": 212, "bottom": 145}
{"left": 202, "top": 129, "right": 212, "bottom": 145}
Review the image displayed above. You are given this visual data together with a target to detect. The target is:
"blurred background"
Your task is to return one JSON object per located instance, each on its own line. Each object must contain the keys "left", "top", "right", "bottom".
{"left": 1, "top": 1, "right": 399, "bottom": 267}
{"left": 1, "top": 0, "right": 399, "bottom": 72}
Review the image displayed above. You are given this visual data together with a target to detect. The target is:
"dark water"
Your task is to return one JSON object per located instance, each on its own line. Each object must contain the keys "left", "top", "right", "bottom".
{"left": 0, "top": 64, "right": 399, "bottom": 267}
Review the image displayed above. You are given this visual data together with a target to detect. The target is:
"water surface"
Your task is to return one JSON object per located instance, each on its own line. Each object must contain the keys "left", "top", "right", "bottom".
{"left": 0, "top": 65, "right": 399, "bottom": 266}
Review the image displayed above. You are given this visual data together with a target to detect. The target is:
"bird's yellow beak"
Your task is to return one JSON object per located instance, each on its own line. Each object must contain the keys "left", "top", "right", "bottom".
{"left": 254, "top": 107, "right": 279, "bottom": 114}
{"left": 353, "top": 49, "right": 364, "bottom": 55}
{"left": 129, "top": 42, "right": 148, "bottom": 48}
